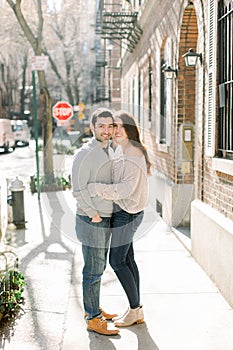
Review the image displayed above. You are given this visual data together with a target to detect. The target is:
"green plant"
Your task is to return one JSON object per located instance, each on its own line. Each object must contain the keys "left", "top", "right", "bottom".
{"left": 30, "top": 174, "right": 71, "bottom": 193}
{"left": 53, "top": 143, "right": 75, "bottom": 155}
{"left": 0, "top": 252, "right": 26, "bottom": 321}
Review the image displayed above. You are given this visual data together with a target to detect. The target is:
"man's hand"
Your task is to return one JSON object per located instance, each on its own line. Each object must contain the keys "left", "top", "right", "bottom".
{"left": 91, "top": 213, "right": 102, "bottom": 223}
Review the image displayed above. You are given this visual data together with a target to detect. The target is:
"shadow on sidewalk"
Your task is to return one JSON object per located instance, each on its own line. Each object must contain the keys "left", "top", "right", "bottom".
{"left": 0, "top": 191, "right": 75, "bottom": 349}
{"left": 129, "top": 322, "right": 159, "bottom": 350}
{"left": 89, "top": 332, "right": 121, "bottom": 349}
{"left": 87, "top": 322, "right": 159, "bottom": 350}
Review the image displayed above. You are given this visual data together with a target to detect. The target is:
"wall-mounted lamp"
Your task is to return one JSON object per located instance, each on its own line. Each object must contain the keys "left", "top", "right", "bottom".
{"left": 163, "top": 66, "right": 178, "bottom": 79}
{"left": 182, "top": 48, "right": 202, "bottom": 67}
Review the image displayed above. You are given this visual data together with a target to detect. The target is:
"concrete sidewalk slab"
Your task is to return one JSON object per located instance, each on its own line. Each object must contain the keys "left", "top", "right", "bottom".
{"left": 0, "top": 191, "right": 75, "bottom": 350}
{"left": 0, "top": 190, "right": 233, "bottom": 350}
{"left": 62, "top": 218, "right": 233, "bottom": 350}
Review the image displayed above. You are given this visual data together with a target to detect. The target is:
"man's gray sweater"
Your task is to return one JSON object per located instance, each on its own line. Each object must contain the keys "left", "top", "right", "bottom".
{"left": 72, "top": 138, "right": 113, "bottom": 218}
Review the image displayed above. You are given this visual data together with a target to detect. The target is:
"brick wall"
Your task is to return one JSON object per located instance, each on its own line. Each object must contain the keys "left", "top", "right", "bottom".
{"left": 120, "top": 0, "right": 233, "bottom": 221}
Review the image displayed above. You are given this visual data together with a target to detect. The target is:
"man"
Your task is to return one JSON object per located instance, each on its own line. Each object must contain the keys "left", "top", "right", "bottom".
{"left": 72, "top": 108, "right": 119, "bottom": 335}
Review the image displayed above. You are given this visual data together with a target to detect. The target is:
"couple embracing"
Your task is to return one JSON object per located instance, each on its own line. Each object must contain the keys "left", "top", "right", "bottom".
{"left": 72, "top": 107, "right": 152, "bottom": 335}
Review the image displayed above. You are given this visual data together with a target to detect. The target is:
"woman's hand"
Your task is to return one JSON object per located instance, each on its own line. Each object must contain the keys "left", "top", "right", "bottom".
{"left": 91, "top": 213, "right": 102, "bottom": 223}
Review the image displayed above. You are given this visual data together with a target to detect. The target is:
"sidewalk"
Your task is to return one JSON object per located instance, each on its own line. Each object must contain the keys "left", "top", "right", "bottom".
{"left": 1, "top": 189, "right": 233, "bottom": 350}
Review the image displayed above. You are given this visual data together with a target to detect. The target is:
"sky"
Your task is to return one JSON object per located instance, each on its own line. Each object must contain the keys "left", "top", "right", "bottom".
{"left": 47, "top": 0, "right": 62, "bottom": 12}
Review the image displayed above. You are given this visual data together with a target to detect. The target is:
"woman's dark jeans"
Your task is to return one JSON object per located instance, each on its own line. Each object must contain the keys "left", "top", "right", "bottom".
{"left": 109, "top": 205, "right": 144, "bottom": 309}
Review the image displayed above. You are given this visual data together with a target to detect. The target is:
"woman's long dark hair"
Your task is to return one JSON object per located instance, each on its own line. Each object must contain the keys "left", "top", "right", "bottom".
{"left": 115, "top": 110, "right": 152, "bottom": 175}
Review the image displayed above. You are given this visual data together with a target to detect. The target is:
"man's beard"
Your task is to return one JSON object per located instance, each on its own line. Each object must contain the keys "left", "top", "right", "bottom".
{"left": 95, "top": 134, "right": 111, "bottom": 144}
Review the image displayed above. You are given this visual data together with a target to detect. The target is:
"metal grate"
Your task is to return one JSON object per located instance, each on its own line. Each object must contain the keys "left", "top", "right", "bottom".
{"left": 95, "top": 84, "right": 109, "bottom": 102}
{"left": 96, "top": 11, "right": 142, "bottom": 52}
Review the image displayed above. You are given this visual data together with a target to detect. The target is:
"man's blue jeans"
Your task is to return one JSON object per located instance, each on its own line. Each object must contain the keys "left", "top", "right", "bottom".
{"left": 76, "top": 214, "right": 111, "bottom": 319}
{"left": 109, "top": 206, "right": 144, "bottom": 309}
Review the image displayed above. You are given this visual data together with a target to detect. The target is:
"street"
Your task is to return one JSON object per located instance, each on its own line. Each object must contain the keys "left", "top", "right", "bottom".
{"left": 0, "top": 140, "right": 74, "bottom": 190}
{"left": 0, "top": 144, "right": 36, "bottom": 188}
{"left": 0, "top": 140, "right": 75, "bottom": 238}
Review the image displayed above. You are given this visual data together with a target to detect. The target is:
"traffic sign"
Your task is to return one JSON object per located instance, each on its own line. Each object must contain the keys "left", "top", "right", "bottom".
{"left": 78, "top": 102, "right": 86, "bottom": 112}
{"left": 78, "top": 112, "right": 84, "bottom": 120}
{"left": 31, "top": 56, "right": 48, "bottom": 71}
{"left": 52, "top": 101, "right": 73, "bottom": 122}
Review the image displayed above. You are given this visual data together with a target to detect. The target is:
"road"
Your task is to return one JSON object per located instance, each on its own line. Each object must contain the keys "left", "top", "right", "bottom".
{"left": 0, "top": 144, "right": 36, "bottom": 189}
{"left": 0, "top": 141, "right": 74, "bottom": 236}
{"left": 0, "top": 144, "right": 37, "bottom": 233}
{"left": 0, "top": 141, "right": 74, "bottom": 190}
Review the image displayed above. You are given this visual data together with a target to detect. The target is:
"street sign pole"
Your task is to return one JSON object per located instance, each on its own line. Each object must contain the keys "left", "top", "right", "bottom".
{"left": 32, "top": 70, "right": 40, "bottom": 200}
{"left": 31, "top": 56, "right": 48, "bottom": 200}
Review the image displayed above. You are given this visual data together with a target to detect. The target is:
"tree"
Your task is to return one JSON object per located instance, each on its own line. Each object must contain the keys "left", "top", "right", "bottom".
{"left": 43, "top": 7, "right": 81, "bottom": 105}
{"left": 0, "top": 2, "right": 30, "bottom": 119}
{"left": 43, "top": 0, "right": 96, "bottom": 106}
{"left": 2, "top": 0, "right": 96, "bottom": 172}
{"left": 6, "top": 0, "right": 54, "bottom": 183}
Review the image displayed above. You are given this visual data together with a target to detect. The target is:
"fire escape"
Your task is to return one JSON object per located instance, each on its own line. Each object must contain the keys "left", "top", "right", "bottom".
{"left": 92, "top": 0, "right": 143, "bottom": 104}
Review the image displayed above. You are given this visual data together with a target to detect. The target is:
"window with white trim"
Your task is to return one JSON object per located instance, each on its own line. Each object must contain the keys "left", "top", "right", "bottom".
{"left": 159, "top": 38, "right": 172, "bottom": 146}
{"left": 206, "top": 0, "right": 217, "bottom": 156}
{"left": 218, "top": 0, "right": 233, "bottom": 159}
{"left": 160, "top": 59, "right": 167, "bottom": 144}
{"left": 148, "top": 58, "right": 152, "bottom": 123}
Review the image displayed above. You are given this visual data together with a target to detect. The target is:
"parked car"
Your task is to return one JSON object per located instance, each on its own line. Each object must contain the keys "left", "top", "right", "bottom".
{"left": 0, "top": 119, "right": 15, "bottom": 153}
{"left": 11, "top": 120, "right": 31, "bottom": 146}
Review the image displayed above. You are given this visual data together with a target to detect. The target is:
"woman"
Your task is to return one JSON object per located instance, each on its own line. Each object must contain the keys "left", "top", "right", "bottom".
{"left": 88, "top": 110, "right": 152, "bottom": 327}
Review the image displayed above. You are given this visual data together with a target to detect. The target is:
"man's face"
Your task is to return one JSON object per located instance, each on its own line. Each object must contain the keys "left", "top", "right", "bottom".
{"left": 92, "top": 117, "right": 114, "bottom": 144}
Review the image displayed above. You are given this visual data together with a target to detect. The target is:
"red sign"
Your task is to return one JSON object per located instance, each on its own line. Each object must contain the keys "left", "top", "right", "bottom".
{"left": 52, "top": 101, "right": 73, "bottom": 121}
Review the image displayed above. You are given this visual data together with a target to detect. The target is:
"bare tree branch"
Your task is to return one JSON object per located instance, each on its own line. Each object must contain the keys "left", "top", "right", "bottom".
{"left": 6, "top": 0, "right": 38, "bottom": 52}
{"left": 37, "top": 0, "right": 43, "bottom": 51}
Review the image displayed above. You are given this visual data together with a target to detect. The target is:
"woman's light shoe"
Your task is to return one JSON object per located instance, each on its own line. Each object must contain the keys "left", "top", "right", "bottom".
{"left": 112, "top": 308, "right": 129, "bottom": 322}
{"left": 114, "top": 307, "right": 144, "bottom": 327}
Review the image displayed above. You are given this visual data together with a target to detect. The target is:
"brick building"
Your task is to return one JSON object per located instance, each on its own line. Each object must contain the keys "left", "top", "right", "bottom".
{"left": 96, "top": 0, "right": 233, "bottom": 307}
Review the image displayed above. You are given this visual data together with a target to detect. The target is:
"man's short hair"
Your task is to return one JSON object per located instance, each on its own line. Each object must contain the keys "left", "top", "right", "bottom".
{"left": 90, "top": 108, "right": 114, "bottom": 127}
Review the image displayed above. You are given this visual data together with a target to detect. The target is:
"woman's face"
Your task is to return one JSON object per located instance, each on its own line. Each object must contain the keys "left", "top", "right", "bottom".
{"left": 113, "top": 117, "right": 128, "bottom": 144}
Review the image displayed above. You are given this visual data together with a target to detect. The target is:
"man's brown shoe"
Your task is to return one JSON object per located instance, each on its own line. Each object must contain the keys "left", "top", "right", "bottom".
{"left": 100, "top": 308, "right": 118, "bottom": 320}
{"left": 87, "top": 317, "right": 119, "bottom": 335}
{"left": 84, "top": 307, "right": 118, "bottom": 321}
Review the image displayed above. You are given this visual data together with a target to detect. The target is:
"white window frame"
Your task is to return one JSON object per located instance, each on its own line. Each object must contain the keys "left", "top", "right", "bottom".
{"left": 157, "top": 38, "right": 173, "bottom": 150}
{"left": 206, "top": 0, "right": 217, "bottom": 156}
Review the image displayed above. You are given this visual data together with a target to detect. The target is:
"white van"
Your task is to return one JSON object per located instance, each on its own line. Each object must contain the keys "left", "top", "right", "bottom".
{"left": 0, "top": 119, "right": 15, "bottom": 153}
{"left": 11, "top": 120, "right": 31, "bottom": 146}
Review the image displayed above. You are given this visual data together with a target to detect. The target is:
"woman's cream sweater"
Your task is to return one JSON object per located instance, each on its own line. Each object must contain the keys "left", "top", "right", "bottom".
{"left": 88, "top": 152, "right": 149, "bottom": 214}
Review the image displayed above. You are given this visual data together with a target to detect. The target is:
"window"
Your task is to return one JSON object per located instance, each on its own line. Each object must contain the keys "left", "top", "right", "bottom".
{"left": 218, "top": 0, "right": 233, "bottom": 159}
{"left": 138, "top": 70, "right": 144, "bottom": 127}
{"left": 160, "top": 59, "right": 167, "bottom": 144}
{"left": 132, "top": 76, "right": 135, "bottom": 116}
{"left": 158, "top": 38, "right": 172, "bottom": 147}
{"left": 148, "top": 58, "right": 152, "bottom": 122}
{"left": 206, "top": 0, "right": 217, "bottom": 156}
